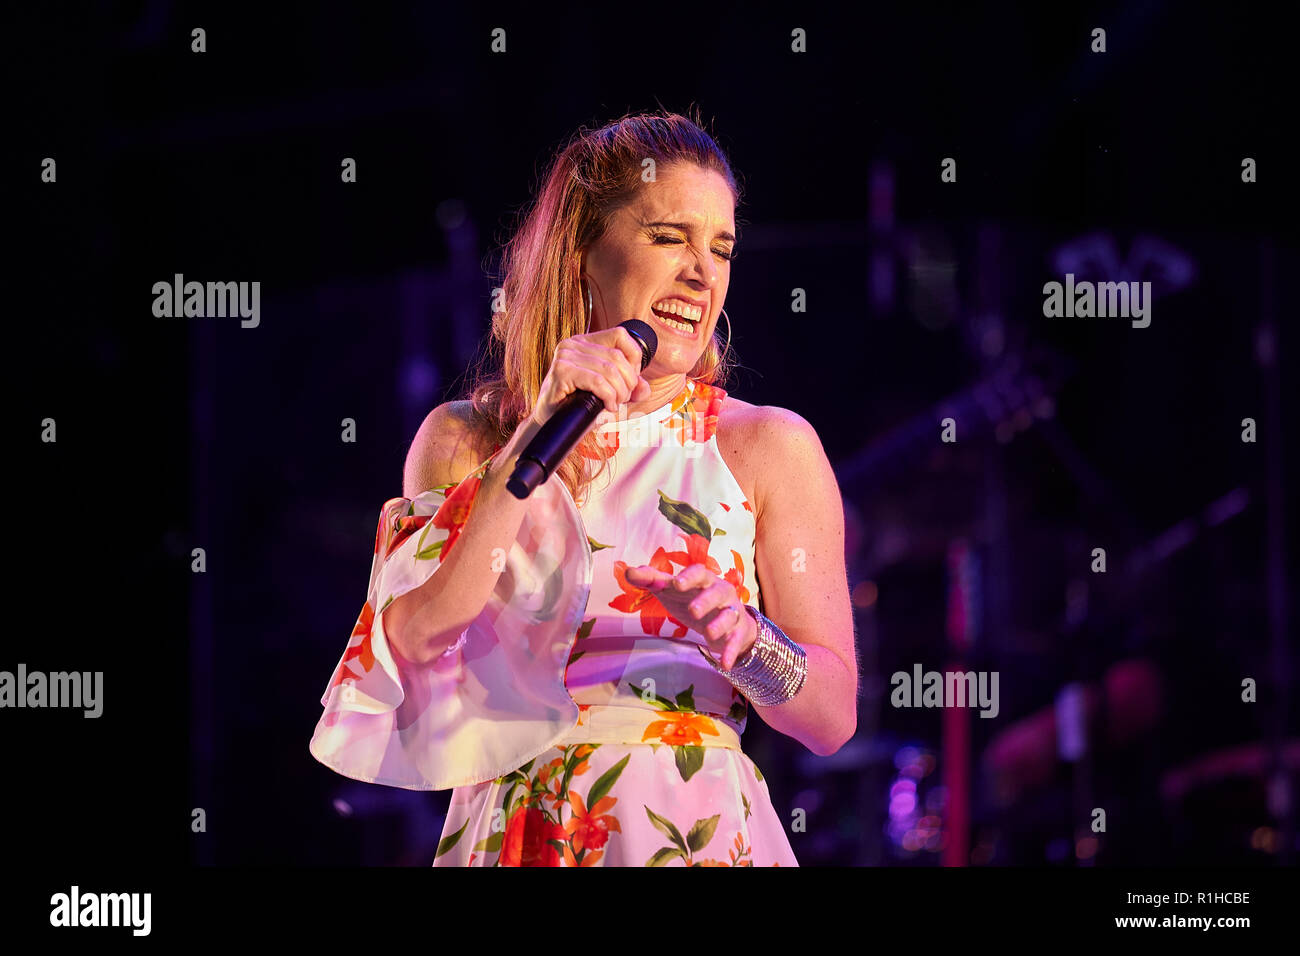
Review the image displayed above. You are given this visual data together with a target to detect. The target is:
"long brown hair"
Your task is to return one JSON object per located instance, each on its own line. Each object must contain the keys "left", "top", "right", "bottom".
{"left": 461, "top": 107, "right": 743, "bottom": 506}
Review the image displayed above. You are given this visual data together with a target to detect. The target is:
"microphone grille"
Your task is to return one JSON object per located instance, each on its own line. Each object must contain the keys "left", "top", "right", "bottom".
{"left": 618, "top": 319, "right": 658, "bottom": 369}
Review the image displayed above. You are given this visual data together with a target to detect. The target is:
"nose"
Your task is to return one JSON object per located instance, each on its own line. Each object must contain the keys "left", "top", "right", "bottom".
{"left": 683, "top": 240, "right": 719, "bottom": 287}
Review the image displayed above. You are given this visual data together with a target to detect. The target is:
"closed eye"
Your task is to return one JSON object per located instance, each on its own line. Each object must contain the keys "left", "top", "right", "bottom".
{"left": 651, "top": 233, "right": 736, "bottom": 262}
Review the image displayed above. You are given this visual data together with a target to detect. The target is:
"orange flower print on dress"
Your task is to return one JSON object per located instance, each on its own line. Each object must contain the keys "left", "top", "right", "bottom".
{"left": 579, "top": 430, "right": 620, "bottom": 459}
{"left": 664, "top": 534, "right": 750, "bottom": 604}
{"left": 569, "top": 744, "right": 596, "bottom": 775}
{"left": 663, "top": 381, "right": 725, "bottom": 445}
{"left": 664, "top": 532, "right": 722, "bottom": 575}
{"left": 721, "top": 829, "right": 756, "bottom": 866}
{"left": 487, "top": 748, "right": 629, "bottom": 867}
{"left": 331, "top": 469, "right": 486, "bottom": 695}
{"left": 500, "top": 806, "right": 566, "bottom": 867}
{"left": 327, "top": 600, "right": 376, "bottom": 691}
{"left": 377, "top": 511, "right": 432, "bottom": 559}
{"left": 642, "top": 712, "right": 721, "bottom": 746}
{"left": 564, "top": 791, "right": 622, "bottom": 863}
{"left": 723, "top": 549, "right": 752, "bottom": 605}
{"left": 536, "top": 757, "right": 564, "bottom": 788}
{"left": 428, "top": 474, "right": 482, "bottom": 560}
{"left": 608, "top": 547, "right": 689, "bottom": 638}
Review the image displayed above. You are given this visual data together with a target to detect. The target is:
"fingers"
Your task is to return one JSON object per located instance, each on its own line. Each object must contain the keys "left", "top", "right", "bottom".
{"left": 588, "top": 345, "right": 639, "bottom": 403}
{"left": 628, "top": 563, "right": 713, "bottom": 602}
{"left": 553, "top": 346, "right": 622, "bottom": 412}
{"left": 594, "top": 327, "right": 649, "bottom": 401}
{"left": 625, "top": 565, "right": 670, "bottom": 590}
{"left": 704, "top": 601, "right": 742, "bottom": 642}
{"left": 672, "top": 564, "right": 713, "bottom": 593}
{"left": 627, "top": 563, "right": 748, "bottom": 663}
{"left": 721, "top": 628, "right": 748, "bottom": 671}
{"left": 707, "top": 607, "right": 754, "bottom": 670}
{"left": 680, "top": 572, "right": 743, "bottom": 641}
{"left": 603, "top": 325, "right": 648, "bottom": 372}
{"left": 543, "top": 325, "right": 650, "bottom": 426}
{"left": 685, "top": 577, "right": 729, "bottom": 620}
{"left": 559, "top": 340, "right": 643, "bottom": 410}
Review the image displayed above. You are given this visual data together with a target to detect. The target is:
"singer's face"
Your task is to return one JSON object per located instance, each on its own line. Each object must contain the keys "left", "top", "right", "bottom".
{"left": 582, "top": 163, "right": 736, "bottom": 375}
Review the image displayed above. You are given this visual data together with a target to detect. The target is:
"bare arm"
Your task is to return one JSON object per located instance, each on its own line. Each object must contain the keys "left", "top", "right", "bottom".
{"left": 382, "top": 403, "right": 543, "bottom": 665}
{"left": 747, "top": 409, "right": 859, "bottom": 755}
{"left": 384, "top": 325, "right": 650, "bottom": 666}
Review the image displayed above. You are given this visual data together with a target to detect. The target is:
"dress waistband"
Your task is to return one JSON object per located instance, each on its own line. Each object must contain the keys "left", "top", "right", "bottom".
{"left": 553, "top": 704, "right": 742, "bottom": 751}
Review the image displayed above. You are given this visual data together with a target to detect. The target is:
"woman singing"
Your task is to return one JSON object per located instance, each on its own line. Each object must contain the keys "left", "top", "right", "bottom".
{"left": 310, "top": 110, "right": 857, "bottom": 866}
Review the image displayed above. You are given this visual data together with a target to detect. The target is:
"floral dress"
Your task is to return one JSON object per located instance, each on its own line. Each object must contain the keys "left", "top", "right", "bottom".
{"left": 310, "top": 378, "right": 798, "bottom": 866}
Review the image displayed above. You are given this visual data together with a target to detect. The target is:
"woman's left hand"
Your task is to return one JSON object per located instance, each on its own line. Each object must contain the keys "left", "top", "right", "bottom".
{"left": 624, "top": 563, "right": 757, "bottom": 670}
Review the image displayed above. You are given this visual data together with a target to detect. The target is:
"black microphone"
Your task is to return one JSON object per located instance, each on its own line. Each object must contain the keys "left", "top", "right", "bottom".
{"left": 506, "top": 319, "right": 658, "bottom": 499}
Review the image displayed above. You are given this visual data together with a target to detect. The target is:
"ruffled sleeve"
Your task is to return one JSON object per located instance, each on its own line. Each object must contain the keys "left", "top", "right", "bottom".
{"left": 309, "top": 449, "right": 593, "bottom": 790}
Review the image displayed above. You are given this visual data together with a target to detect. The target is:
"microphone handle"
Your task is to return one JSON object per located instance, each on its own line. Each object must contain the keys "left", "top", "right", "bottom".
{"left": 505, "top": 389, "right": 605, "bottom": 499}
{"left": 505, "top": 318, "right": 657, "bottom": 500}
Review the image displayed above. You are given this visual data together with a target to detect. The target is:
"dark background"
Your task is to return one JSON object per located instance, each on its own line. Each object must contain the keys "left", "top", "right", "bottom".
{"left": 11, "top": 0, "right": 1296, "bottom": 870}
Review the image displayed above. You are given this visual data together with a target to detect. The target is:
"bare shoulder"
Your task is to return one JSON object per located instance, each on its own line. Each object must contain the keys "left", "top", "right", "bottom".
{"left": 402, "top": 400, "right": 498, "bottom": 498}
{"left": 715, "top": 396, "right": 826, "bottom": 520}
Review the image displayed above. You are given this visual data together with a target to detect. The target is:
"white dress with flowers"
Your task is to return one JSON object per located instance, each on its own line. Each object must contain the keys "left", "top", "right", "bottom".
{"left": 310, "top": 378, "right": 798, "bottom": 866}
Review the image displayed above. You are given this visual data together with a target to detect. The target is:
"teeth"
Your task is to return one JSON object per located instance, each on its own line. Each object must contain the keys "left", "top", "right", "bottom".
{"left": 651, "top": 299, "right": 703, "bottom": 322}
{"left": 657, "top": 313, "right": 696, "bottom": 333}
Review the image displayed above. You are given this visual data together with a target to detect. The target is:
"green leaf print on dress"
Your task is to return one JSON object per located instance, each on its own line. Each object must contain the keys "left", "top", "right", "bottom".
{"left": 627, "top": 681, "right": 721, "bottom": 782}
{"left": 643, "top": 806, "right": 756, "bottom": 866}
{"left": 475, "top": 748, "right": 632, "bottom": 866}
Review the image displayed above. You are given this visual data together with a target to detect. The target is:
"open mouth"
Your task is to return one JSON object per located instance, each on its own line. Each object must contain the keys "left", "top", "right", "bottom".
{"left": 650, "top": 300, "right": 703, "bottom": 336}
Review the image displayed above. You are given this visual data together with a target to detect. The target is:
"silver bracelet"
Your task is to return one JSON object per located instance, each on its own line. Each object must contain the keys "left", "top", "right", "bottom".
{"left": 697, "top": 604, "right": 808, "bottom": 706}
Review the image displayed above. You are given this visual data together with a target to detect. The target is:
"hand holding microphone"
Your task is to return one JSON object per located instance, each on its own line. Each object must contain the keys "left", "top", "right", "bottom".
{"left": 506, "top": 319, "right": 658, "bottom": 499}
